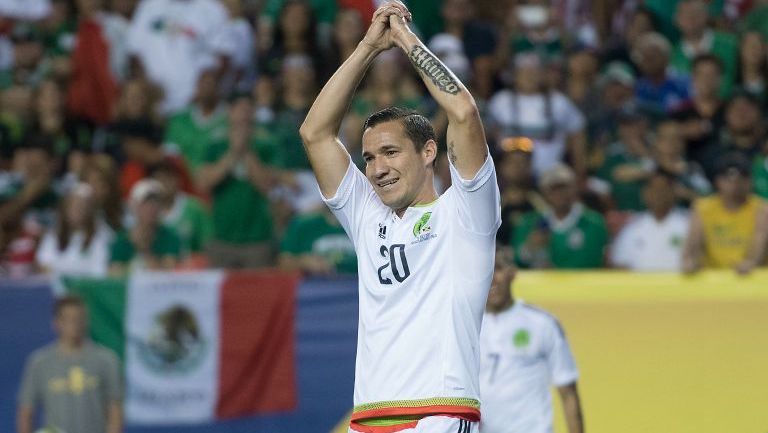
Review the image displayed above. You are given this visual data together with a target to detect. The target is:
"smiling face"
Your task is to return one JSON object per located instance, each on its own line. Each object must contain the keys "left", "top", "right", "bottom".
{"left": 362, "top": 120, "right": 436, "bottom": 212}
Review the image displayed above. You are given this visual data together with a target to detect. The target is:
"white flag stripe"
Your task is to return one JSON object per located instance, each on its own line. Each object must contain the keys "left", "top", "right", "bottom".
{"left": 125, "top": 270, "right": 224, "bottom": 424}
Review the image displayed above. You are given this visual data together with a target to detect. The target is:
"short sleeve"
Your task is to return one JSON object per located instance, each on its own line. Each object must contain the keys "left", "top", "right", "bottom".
{"left": 610, "top": 220, "right": 636, "bottom": 268}
{"left": 109, "top": 231, "right": 134, "bottom": 264}
{"left": 102, "top": 350, "right": 123, "bottom": 402}
{"left": 553, "top": 93, "right": 585, "bottom": 133}
{"left": 448, "top": 154, "right": 501, "bottom": 235}
{"left": 17, "top": 354, "right": 41, "bottom": 408}
{"left": 321, "top": 158, "right": 376, "bottom": 245}
{"left": 35, "top": 231, "right": 57, "bottom": 270}
{"left": 547, "top": 319, "right": 579, "bottom": 387}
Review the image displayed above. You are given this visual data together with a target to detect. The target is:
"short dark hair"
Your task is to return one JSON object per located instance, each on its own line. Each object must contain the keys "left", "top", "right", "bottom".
{"left": 53, "top": 294, "right": 86, "bottom": 318}
{"left": 363, "top": 107, "right": 437, "bottom": 154}
{"left": 692, "top": 54, "right": 723, "bottom": 74}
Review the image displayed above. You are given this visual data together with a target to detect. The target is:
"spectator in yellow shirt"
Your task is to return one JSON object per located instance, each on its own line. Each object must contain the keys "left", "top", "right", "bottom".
{"left": 683, "top": 153, "right": 768, "bottom": 274}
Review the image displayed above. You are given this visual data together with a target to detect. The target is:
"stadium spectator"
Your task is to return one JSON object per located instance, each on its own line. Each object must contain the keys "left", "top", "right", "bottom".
{"left": 0, "top": 137, "right": 58, "bottom": 278}
{"left": 566, "top": 47, "right": 600, "bottom": 117}
{"left": 651, "top": 120, "right": 712, "bottom": 204}
{"left": 671, "top": 0, "right": 738, "bottom": 97}
{"left": 327, "top": 8, "right": 365, "bottom": 70}
{"left": 109, "top": 178, "right": 181, "bottom": 273}
{"left": 480, "top": 245, "right": 584, "bottom": 433}
{"left": 260, "top": 0, "right": 330, "bottom": 82}
{"left": 754, "top": 137, "right": 768, "bottom": 199}
{"left": 736, "top": 31, "right": 767, "bottom": 102}
{"left": 3, "top": 24, "right": 47, "bottom": 88}
{"left": 198, "top": 95, "right": 275, "bottom": 269}
{"left": 151, "top": 160, "right": 212, "bottom": 262}
{"left": 594, "top": 109, "right": 652, "bottom": 212}
{"left": 126, "top": 0, "right": 234, "bottom": 113}
{"left": 633, "top": 32, "right": 691, "bottom": 118}
{"left": 589, "top": 61, "right": 637, "bottom": 150}
{"left": 488, "top": 52, "right": 587, "bottom": 178}
{"left": 113, "top": 118, "right": 196, "bottom": 198}
{"left": 16, "top": 295, "right": 123, "bottom": 433}
{"left": 272, "top": 54, "right": 317, "bottom": 171}
{"left": 682, "top": 153, "right": 768, "bottom": 274}
{"left": 698, "top": 91, "right": 766, "bottom": 179}
{"left": 163, "top": 69, "right": 229, "bottom": 173}
{"left": 67, "top": 0, "right": 128, "bottom": 126}
{"left": 31, "top": 79, "right": 93, "bottom": 162}
{"left": 498, "top": 0, "right": 565, "bottom": 68}
{"left": 496, "top": 137, "right": 546, "bottom": 245}
{"left": 513, "top": 163, "right": 608, "bottom": 269}
{"left": 35, "top": 182, "right": 114, "bottom": 278}
{"left": 258, "top": 0, "right": 337, "bottom": 57}
{"left": 428, "top": 0, "right": 497, "bottom": 99}
{"left": 610, "top": 172, "right": 690, "bottom": 271}
{"left": 113, "top": 77, "right": 162, "bottom": 123}
{"left": 278, "top": 205, "right": 356, "bottom": 275}
{"left": 221, "top": 0, "right": 256, "bottom": 94}
{"left": 80, "top": 155, "right": 123, "bottom": 231}
{"left": 604, "top": 6, "right": 657, "bottom": 71}
{"left": 672, "top": 55, "right": 726, "bottom": 168}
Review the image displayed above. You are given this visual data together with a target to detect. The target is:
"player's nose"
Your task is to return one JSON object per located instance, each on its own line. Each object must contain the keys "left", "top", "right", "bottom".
{"left": 372, "top": 155, "right": 389, "bottom": 177}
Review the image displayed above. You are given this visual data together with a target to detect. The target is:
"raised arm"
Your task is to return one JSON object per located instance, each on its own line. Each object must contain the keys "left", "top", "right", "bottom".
{"left": 389, "top": 10, "right": 488, "bottom": 179}
{"left": 299, "top": 3, "right": 411, "bottom": 198}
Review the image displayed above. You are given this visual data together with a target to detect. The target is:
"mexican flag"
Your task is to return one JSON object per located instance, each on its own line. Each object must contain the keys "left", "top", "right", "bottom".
{"left": 65, "top": 270, "right": 299, "bottom": 424}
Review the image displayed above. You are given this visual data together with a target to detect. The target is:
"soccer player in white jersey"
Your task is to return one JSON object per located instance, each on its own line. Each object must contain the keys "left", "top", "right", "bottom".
{"left": 300, "top": 2, "right": 500, "bottom": 432}
{"left": 480, "top": 247, "right": 584, "bottom": 433}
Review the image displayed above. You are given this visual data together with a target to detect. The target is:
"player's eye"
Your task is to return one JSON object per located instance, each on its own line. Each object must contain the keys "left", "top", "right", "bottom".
{"left": 385, "top": 150, "right": 398, "bottom": 157}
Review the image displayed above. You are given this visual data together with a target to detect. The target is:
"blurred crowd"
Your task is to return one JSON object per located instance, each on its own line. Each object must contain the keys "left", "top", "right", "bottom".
{"left": 1, "top": 0, "right": 768, "bottom": 280}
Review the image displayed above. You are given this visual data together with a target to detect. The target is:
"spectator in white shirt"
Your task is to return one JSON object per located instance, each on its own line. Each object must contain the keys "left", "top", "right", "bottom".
{"left": 36, "top": 182, "right": 114, "bottom": 278}
{"left": 610, "top": 171, "right": 690, "bottom": 271}
{"left": 126, "top": 0, "right": 235, "bottom": 114}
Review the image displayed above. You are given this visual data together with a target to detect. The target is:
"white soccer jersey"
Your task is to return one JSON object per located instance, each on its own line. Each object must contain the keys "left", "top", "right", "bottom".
{"left": 480, "top": 301, "right": 579, "bottom": 433}
{"left": 323, "top": 155, "right": 501, "bottom": 422}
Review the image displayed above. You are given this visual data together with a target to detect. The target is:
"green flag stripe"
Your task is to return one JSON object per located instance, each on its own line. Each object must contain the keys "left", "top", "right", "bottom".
{"left": 64, "top": 276, "right": 127, "bottom": 360}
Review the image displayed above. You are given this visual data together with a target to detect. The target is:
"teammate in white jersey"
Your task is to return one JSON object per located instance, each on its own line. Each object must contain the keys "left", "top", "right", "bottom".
{"left": 300, "top": 2, "right": 500, "bottom": 432}
{"left": 480, "top": 248, "right": 584, "bottom": 433}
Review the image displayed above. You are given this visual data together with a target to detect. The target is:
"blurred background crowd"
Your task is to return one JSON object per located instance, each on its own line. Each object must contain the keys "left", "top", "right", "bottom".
{"left": 1, "top": 0, "right": 768, "bottom": 280}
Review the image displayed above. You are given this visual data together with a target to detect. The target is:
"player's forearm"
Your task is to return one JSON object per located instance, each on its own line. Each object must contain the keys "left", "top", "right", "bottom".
{"left": 559, "top": 385, "right": 585, "bottom": 433}
{"left": 16, "top": 406, "right": 33, "bottom": 433}
{"left": 395, "top": 32, "right": 477, "bottom": 124}
{"left": 106, "top": 402, "right": 123, "bottom": 433}
{"left": 299, "top": 43, "right": 380, "bottom": 144}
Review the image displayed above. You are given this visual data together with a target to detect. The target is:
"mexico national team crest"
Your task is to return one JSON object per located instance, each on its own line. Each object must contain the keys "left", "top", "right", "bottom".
{"left": 412, "top": 212, "right": 436, "bottom": 243}
{"left": 136, "top": 305, "right": 207, "bottom": 375}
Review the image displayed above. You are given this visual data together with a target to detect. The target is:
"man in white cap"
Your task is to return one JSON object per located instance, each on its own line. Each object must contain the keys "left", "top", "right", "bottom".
{"left": 108, "top": 179, "right": 181, "bottom": 273}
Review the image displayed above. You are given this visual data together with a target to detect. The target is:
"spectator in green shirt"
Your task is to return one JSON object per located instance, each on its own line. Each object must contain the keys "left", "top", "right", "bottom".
{"left": 671, "top": 0, "right": 738, "bottom": 97}
{"left": 151, "top": 160, "right": 213, "bottom": 260}
{"left": 278, "top": 206, "right": 356, "bottom": 275}
{"left": 513, "top": 163, "right": 608, "bottom": 269}
{"left": 164, "top": 69, "right": 229, "bottom": 173}
{"left": 109, "top": 179, "right": 181, "bottom": 274}
{"left": 198, "top": 95, "right": 276, "bottom": 269}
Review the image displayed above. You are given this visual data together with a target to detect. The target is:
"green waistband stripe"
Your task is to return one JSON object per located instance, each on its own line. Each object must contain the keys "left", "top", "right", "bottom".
{"left": 356, "top": 415, "right": 423, "bottom": 427}
{"left": 353, "top": 397, "right": 481, "bottom": 414}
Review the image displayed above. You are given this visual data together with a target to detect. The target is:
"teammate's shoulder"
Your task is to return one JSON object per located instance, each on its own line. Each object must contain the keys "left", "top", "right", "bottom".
{"left": 519, "top": 302, "right": 566, "bottom": 333}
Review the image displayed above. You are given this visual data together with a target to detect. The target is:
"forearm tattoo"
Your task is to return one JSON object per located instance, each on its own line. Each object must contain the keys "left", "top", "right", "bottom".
{"left": 408, "top": 45, "right": 460, "bottom": 95}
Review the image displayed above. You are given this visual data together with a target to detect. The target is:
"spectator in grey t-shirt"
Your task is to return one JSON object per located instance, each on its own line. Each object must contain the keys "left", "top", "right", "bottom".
{"left": 17, "top": 295, "right": 123, "bottom": 433}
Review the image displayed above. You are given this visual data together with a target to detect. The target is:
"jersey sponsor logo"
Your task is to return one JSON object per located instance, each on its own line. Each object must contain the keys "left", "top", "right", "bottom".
{"left": 136, "top": 305, "right": 207, "bottom": 375}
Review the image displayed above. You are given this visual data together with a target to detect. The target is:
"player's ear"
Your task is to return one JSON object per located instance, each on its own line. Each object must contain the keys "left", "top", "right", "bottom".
{"left": 423, "top": 139, "right": 437, "bottom": 167}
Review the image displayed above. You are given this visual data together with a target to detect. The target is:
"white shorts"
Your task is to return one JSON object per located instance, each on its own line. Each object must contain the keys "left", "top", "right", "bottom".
{"left": 349, "top": 416, "right": 478, "bottom": 433}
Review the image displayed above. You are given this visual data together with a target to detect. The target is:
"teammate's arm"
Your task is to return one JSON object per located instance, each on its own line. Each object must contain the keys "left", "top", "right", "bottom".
{"left": 16, "top": 405, "right": 33, "bottom": 433}
{"left": 681, "top": 209, "right": 705, "bottom": 274}
{"left": 557, "top": 382, "right": 585, "bottom": 433}
{"left": 300, "top": 3, "right": 411, "bottom": 198}
{"left": 736, "top": 203, "right": 768, "bottom": 275}
{"left": 389, "top": 10, "right": 488, "bottom": 179}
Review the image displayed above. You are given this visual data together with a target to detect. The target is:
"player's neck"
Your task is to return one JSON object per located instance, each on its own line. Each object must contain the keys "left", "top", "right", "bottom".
{"left": 58, "top": 338, "right": 85, "bottom": 354}
{"left": 395, "top": 185, "right": 439, "bottom": 217}
{"left": 487, "top": 299, "right": 515, "bottom": 314}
